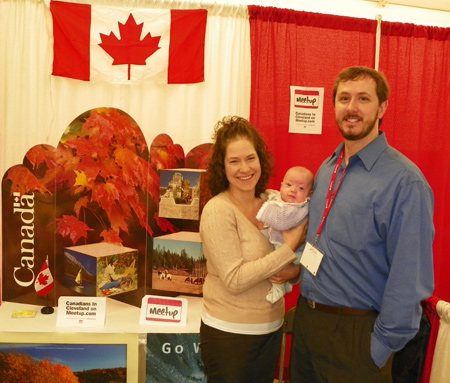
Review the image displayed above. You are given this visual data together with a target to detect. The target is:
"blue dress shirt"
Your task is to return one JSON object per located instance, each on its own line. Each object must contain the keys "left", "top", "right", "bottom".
{"left": 300, "top": 132, "right": 435, "bottom": 367}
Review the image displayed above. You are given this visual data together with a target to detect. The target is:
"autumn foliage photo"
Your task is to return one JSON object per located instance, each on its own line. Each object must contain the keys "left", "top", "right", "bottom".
{"left": 0, "top": 341, "right": 128, "bottom": 383}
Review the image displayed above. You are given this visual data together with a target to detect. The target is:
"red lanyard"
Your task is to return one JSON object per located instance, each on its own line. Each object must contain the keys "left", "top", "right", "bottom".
{"left": 313, "top": 147, "right": 348, "bottom": 246}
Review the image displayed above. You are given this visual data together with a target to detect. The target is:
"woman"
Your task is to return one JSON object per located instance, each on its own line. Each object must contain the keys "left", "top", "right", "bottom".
{"left": 199, "top": 116, "right": 306, "bottom": 383}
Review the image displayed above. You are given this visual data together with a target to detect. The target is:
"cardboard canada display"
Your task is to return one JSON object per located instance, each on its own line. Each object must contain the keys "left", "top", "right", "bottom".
{"left": 2, "top": 107, "right": 212, "bottom": 308}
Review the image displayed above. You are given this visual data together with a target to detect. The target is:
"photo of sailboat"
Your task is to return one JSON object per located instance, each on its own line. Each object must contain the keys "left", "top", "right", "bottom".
{"left": 75, "top": 268, "right": 84, "bottom": 288}
{"left": 63, "top": 251, "right": 97, "bottom": 296}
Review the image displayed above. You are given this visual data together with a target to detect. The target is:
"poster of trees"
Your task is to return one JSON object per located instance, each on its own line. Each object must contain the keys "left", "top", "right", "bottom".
{"left": 0, "top": 332, "right": 139, "bottom": 383}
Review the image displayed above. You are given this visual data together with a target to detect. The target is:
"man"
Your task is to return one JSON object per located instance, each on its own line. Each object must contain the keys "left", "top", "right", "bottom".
{"left": 289, "top": 66, "right": 434, "bottom": 383}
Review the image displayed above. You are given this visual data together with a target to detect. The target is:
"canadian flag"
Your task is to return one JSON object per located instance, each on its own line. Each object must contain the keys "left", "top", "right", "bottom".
{"left": 34, "top": 257, "right": 55, "bottom": 296}
{"left": 50, "top": 1, "right": 207, "bottom": 84}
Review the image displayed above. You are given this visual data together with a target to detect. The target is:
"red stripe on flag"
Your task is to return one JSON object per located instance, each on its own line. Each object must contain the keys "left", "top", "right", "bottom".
{"left": 51, "top": 1, "right": 91, "bottom": 81}
{"left": 168, "top": 9, "right": 207, "bottom": 84}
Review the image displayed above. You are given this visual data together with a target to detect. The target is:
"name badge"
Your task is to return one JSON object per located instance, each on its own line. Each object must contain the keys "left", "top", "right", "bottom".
{"left": 140, "top": 295, "right": 188, "bottom": 327}
{"left": 300, "top": 242, "right": 324, "bottom": 276}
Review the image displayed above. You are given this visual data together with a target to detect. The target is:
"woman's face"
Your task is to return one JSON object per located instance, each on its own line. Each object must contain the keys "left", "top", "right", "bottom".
{"left": 224, "top": 137, "right": 261, "bottom": 195}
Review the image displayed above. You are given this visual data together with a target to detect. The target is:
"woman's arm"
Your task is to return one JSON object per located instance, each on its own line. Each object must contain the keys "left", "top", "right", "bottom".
{"left": 269, "top": 263, "right": 301, "bottom": 284}
{"left": 200, "top": 198, "right": 297, "bottom": 294}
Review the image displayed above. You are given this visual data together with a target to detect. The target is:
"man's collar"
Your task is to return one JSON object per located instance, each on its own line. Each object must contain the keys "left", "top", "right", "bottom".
{"left": 327, "top": 132, "right": 389, "bottom": 171}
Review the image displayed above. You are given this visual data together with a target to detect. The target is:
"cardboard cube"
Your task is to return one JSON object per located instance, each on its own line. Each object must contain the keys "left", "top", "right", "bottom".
{"left": 63, "top": 242, "right": 138, "bottom": 297}
{"left": 159, "top": 169, "right": 207, "bottom": 220}
{"left": 152, "top": 231, "right": 206, "bottom": 296}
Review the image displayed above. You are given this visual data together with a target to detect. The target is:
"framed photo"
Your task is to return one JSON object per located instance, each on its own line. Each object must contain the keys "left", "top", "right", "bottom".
{"left": 0, "top": 332, "right": 139, "bottom": 382}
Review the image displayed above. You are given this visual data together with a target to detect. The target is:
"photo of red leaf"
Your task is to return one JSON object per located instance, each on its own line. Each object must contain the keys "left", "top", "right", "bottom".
{"left": 100, "top": 229, "right": 123, "bottom": 245}
{"left": 99, "top": 14, "right": 161, "bottom": 80}
{"left": 55, "top": 108, "right": 154, "bottom": 243}
{"left": 185, "top": 143, "right": 212, "bottom": 169}
{"left": 6, "top": 165, "right": 51, "bottom": 195}
{"left": 54, "top": 215, "right": 94, "bottom": 245}
{"left": 150, "top": 134, "right": 185, "bottom": 172}
{"left": 25, "top": 144, "right": 58, "bottom": 170}
{"left": 3, "top": 108, "right": 212, "bottom": 246}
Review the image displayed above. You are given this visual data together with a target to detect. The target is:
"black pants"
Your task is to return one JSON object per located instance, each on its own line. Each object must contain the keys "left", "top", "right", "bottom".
{"left": 290, "top": 296, "right": 393, "bottom": 383}
{"left": 200, "top": 321, "right": 282, "bottom": 383}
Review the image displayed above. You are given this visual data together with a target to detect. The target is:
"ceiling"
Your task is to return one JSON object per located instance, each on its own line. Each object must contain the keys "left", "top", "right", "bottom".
{"left": 363, "top": 0, "right": 450, "bottom": 12}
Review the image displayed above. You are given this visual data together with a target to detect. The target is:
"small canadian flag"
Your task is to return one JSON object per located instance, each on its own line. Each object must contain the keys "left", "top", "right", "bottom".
{"left": 50, "top": 1, "right": 207, "bottom": 84}
{"left": 34, "top": 256, "right": 55, "bottom": 297}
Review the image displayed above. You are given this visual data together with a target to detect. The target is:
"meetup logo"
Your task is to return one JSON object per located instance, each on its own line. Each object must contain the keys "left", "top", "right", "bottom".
{"left": 146, "top": 297, "right": 183, "bottom": 323}
{"left": 294, "top": 90, "right": 320, "bottom": 109}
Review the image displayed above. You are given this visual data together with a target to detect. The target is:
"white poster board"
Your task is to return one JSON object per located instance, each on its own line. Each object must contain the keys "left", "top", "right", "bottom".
{"left": 289, "top": 86, "right": 324, "bottom": 135}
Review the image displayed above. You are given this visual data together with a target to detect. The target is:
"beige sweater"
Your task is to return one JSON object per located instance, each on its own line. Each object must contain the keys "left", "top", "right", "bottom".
{"left": 200, "top": 192, "right": 297, "bottom": 325}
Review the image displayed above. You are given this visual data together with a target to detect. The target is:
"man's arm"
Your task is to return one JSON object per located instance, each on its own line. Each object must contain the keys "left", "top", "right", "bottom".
{"left": 371, "top": 180, "right": 434, "bottom": 367}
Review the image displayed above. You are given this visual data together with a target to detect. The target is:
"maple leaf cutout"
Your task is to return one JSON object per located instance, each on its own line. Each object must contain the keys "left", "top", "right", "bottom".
{"left": 99, "top": 14, "right": 161, "bottom": 80}
{"left": 37, "top": 273, "right": 50, "bottom": 286}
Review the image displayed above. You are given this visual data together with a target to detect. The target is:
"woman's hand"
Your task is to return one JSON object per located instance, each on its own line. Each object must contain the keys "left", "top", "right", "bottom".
{"left": 269, "top": 263, "right": 301, "bottom": 284}
{"left": 282, "top": 218, "right": 308, "bottom": 252}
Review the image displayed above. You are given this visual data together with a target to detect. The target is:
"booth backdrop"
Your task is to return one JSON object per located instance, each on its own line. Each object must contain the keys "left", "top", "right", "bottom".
{"left": 1, "top": 0, "right": 449, "bottom": 332}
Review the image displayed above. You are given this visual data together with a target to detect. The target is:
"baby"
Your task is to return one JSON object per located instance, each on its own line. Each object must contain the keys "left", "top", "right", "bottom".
{"left": 257, "top": 166, "right": 314, "bottom": 303}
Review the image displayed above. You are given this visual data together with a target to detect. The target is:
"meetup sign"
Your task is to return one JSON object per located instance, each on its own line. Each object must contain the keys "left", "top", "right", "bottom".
{"left": 294, "top": 89, "right": 320, "bottom": 108}
{"left": 289, "top": 86, "right": 324, "bottom": 135}
{"left": 140, "top": 295, "right": 188, "bottom": 327}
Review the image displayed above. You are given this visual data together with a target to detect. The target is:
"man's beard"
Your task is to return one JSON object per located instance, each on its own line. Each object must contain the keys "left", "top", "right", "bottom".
{"left": 337, "top": 114, "right": 379, "bottom": 141}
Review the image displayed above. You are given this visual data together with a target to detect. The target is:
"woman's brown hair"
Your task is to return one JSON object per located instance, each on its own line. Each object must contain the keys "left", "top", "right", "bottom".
{"left": 206, "top": 116, "right": 274, "bottom": 197}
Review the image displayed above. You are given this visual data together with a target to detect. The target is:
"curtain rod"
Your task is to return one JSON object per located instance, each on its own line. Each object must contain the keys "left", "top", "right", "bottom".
{"left": 373, "top": 0, "right": 450, "bottom": 13}
{"left": 375, "top": 14, "right": 382, "bottom": 71}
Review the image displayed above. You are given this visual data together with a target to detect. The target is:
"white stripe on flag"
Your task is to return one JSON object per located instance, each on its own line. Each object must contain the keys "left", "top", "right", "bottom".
{"left": 90, "top": 7, "right": 171, "bottom": 84}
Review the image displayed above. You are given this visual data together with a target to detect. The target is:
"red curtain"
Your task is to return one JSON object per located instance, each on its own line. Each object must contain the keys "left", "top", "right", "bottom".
{"left": 248, "top": 6, "right": 378, "bottom": 310}
{"left": 249, "top": 5, "right": 450, "bottom": 304}
{"left": 378, "top": 22, "right": 450, "bottom": 383}
{"left": 249, "top": 7, "right": 450, "bottom": 379}
{"left": 248, "top": 6, "right": 378, "bottom": 185}
{"left": 378, "top": 21, "right": 450, "bottom": 303}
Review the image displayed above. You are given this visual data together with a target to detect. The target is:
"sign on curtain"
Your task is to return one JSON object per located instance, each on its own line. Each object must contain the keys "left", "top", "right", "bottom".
{"left": 289, "top": 86, "right": 324, "bottom": 135}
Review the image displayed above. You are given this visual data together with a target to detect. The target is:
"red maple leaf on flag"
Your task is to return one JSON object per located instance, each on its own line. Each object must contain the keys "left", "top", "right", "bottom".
{"left": 99, "top": 14, "right": 161, "bottom": 80}
{"left": 37, "top": 272, "right": 50, "bottom": 286}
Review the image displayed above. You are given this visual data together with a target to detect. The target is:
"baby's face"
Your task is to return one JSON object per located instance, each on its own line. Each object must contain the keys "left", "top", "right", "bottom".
{"left": 280, "top": 169, "right": 313, "bottom": 203}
